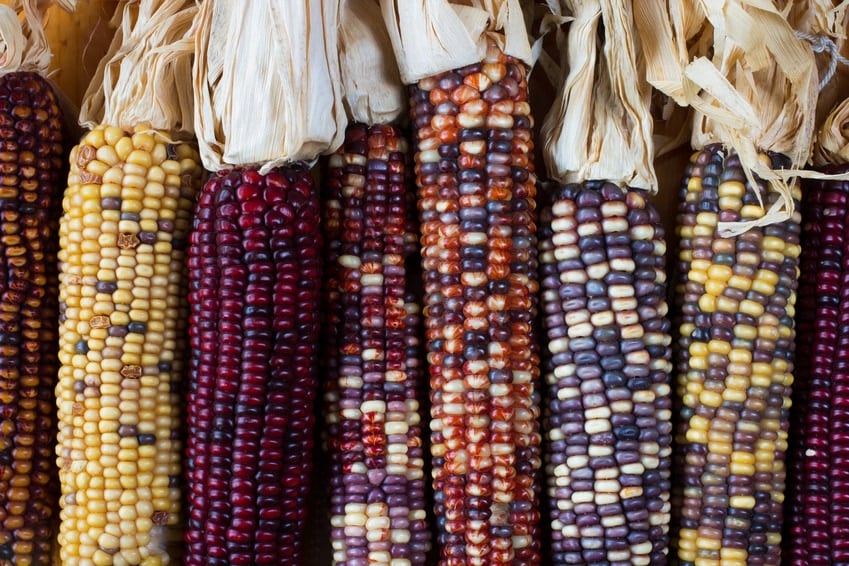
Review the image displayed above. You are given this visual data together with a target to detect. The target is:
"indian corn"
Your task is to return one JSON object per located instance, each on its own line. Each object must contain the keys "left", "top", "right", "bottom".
{"left": 785, "top": 166, "right": 849, "bottom": 565}
{"left": 672, "top": 145, "right": 800, "bottom": 566}
{"left": 56, "top": 125, "right": 201, "bottom": 565}
{"left": 0, "top": 71, "right": 65, "bottom": 564}
{"left": 321, "top": 122, "right": 430, "bottom": 565}
{"left": 410, "top": 42, "right": 542, "bottom": 565}
{"left": 538, "top": 181, "right": 673, "bottom": 565}
{"left": 184, "top": 165, "right": 321, "bottom": 565}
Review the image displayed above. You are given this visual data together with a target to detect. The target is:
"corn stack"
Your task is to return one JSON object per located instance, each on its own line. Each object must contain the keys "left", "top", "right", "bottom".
{"left": 0, "top": 1, "right": 77, "bottom": 562}
{"left": 672, "top": 146, "right": 801, "bottom": 566}
{"left": 538, "top": 181, "right": 672, "bottom": 565}
{"left": 409, "top": 42, "right": 542, "bottom": 564}
{"left": 0, "top": 69, "right": 65, "bottom": 564}
{"left": 784, "top": 84, "right": 849, "bottom": 563}
{"left": 56, "top": 2, "right": 201, "bottom": 564}
{"left": 533, "top": 1, "right": 674, "bottom": 562}
{"left": 321, "top": 123, "right": 429, "bottom": 564}
{"left": 57, "top": 124, "right": 201, "bottom": 565}
{"left": 784, "top": 167, "right": 848, "bottom": 565}
{"left": 188, "top": 1, "right": 347, "bottom": 563}
{"left": 184, "top": 165, "right": 321, "bottom": 565}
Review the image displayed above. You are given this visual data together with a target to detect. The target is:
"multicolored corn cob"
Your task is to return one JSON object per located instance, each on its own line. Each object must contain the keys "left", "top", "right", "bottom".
{"left": 672, "top": 145, "right": 801, "bottom": 566}
{"left": 321, "top": 122, "right": 430, "bottom": 565}
{"left": 784, "top": 165, "right": 849, "bottom": 565}
{"left": 184, "top": 165, "right": 321, "bottom": 565}
{"left": 0, "top": 71, "right": 64, "bottom": 564}
{"left": 56, "top": 125, "right": 201, "bottom": 565}
{"left": 409, "top": 42, "right": 542, "bottom": 565}
{"left": 538, "top": 181, "right": 673, "bottom": 565}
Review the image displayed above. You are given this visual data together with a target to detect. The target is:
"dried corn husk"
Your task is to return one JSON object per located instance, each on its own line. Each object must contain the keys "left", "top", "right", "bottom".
{"left": 782, "top": 0, "right": 849, "bottom": 126}
{"left": 79, "top": 0, "right": 197, "bottom": 136}
{"left": 339, "top": 0, "right": 404, "bottom": 125}
{"left": 635, "top": 0, "right": 819, "bottom": 235}
{"left": 0, "top": 0, "right": 73, "bottom": 76}
{"left": 194, "top": 0, "right": 346, "bottom": 172}
{"left": 815, "top": 96, "right": 849, "bottom": 164}
{"left": 541, "top": 0, "right": 656, "bottom": 191}
{"left": 379, "top": 0, "right": 532, "bottom": 84}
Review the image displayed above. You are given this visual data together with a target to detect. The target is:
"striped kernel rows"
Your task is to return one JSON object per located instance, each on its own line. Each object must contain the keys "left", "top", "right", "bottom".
{"left": 57, "top": 125, "right": 201, "bottom": 565}
{"left": 0, "top": 71, "right": 65, "bottom": 564}
{"left": 321, "top": 123, "right": 430, "bottom": 565}
{"left": 185, "top": 166, "right": 321, "bottom": 565}
{"left": 538, "top": 181, "right": 673, "bottom": 565}
{"left": 784, "top": 168, "right": 849, "bottom": 565}
{"left": 672, "top": 145, "right": 800, "bottom": 566}
{"left": 410, "top": 42, "right": 542, "bottom": 565}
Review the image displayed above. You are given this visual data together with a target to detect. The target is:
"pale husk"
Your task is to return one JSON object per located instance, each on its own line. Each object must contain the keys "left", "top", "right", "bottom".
{"left": 0, "top": 0, "right": 73, "bottom": 77}
{"left": 782, "top": 0, "right": 849, "bottom": 126}
{"left": 339, "top": 0, "right": 404, "bottom": 125}
{"left": 635, "top": 0, "right": 820, "bottom": 236}
{"left": 814, "top": 96, "right": 849, "bottom": 164}
{"left": 78, "top": 0, "right": 197, "bottom": 136}
{"left": 379, "top": 0, "right": 533, "bottom": 84}
{"left": 194, "top": 0, "right": 347, "bottom": 172}
{"left": 541, "top": 0, "right": 657, "bottom": 191}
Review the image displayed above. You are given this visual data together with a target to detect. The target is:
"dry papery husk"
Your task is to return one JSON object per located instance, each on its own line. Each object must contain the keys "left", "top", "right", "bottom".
{"left": 781, "top": 0, "right": 849, "bottom": 126}
{"left": 339, "top": 0, "right": 404, "bottom": 125}
{"left": 635, "top": 0, "right": 821, "bottom": 236}
{"left": 379, "top": 0, "right": 533, "bottom": 84}
{"left": 814, "top": 96, "right": 849, "bottom": 165}
{"left": 541, "top": 0, "right": 656, "bottom": 192}
{"left": 79, "top": 0, "right": 197, "bottom": 137}
{"left": 194, "top": 0, "right": 346, "bottom": 173}
{"left": 0, "top": 0, "right": 74, "bottom": 77}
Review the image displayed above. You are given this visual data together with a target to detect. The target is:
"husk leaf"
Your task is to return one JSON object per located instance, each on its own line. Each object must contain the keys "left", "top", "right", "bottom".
{"left": 194, "top": 0, "right": 347, "bottom": 172}
{"left": 635, "top": 0, "right": 819, "bottom": 235}
{"left": 79, "top": 0, "right": 198, "bottom": 136}
{"left": 379, "top": 0, "right": 533, "bottom": 84}
{"left": 815, "top": 96, "right": 849, "bottom": 164}
{"left": 782, "top": 0, "right": 849, "bottom": 126}
{"left": 0, "top": 0, "right": 68, "bottom": 77}
{"left": 541, "top": 0, "right": 657, "bottom": 191}
{"left": 339, "top": 0, "right": 404, "bottom": 125}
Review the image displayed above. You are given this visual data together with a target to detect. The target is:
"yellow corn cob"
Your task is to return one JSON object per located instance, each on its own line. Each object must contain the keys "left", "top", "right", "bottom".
{"left": 56, "top": 124, "right": 202, "bottom": 566}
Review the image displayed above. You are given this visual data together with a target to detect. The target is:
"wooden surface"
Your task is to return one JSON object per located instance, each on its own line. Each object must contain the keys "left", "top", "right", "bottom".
{"left": 44, "top": 0, "right": 119, "bottom": 110}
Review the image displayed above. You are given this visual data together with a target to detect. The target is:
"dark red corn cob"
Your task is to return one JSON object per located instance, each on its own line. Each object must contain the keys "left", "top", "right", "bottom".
{"left": 785, "top": 165, "right": 849, "bottom": 566}
{"left": 185, "top": 165, "right": 321, "bottom": 565}
{"left": 538, "top": 181, "right": 673, "bottom": 565}
{"left": 0, "top": 72, "right": 64, "bottom": 564}
{"left": 410, "top": 43, "right": 542, "bottom": 565}
{"left": 321, "top": 123, "right": 430, "bottom": 565}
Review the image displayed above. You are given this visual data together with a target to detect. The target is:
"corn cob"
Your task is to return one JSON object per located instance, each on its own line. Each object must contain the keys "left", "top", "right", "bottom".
{"left": 672, "top": 145, "right": 801, "bottom": 566}
{"left": 0, "top": 71, "right": 64, "bottom": 565}
{"left": 184, "top": 165, "right": 321, "bottom": 565}
{"left": 784, "top": 167, "right": 849, "bottom": 565}
{"left": 322, "top": 123, "right": 430, "bottom": 565}
{"left": 537, "top": 180, "right": 673, "bottom": 565}
{"left": 56, "top": 124, "right": 201, "bottom": 565}
{"left": 410, "top": 42, "right": 542, "bottom": 565}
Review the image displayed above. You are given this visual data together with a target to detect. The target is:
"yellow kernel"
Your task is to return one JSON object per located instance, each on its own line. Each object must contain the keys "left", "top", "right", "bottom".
{"left": 698, "top": 294, "right": 717, "bottom": 312}
{"left": 104, "top": 126, "right": 126, "bottom": 147}
{"left": 84, "top": 128, "right": 106, "bottom": 148}
{"left": 699, "top": 390, "right": 723, "bottom": 407}
{"left": 727, "top": 275, "right": 752, "bottom": 291}
{"left": 132, "top": 132, "right": 155, "bottom": 153}
{"left": 127, "top": 150, "right": 152, "bottom": 168}
{"left": 730, "top": 495, "right": 756, "bottom": 509}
